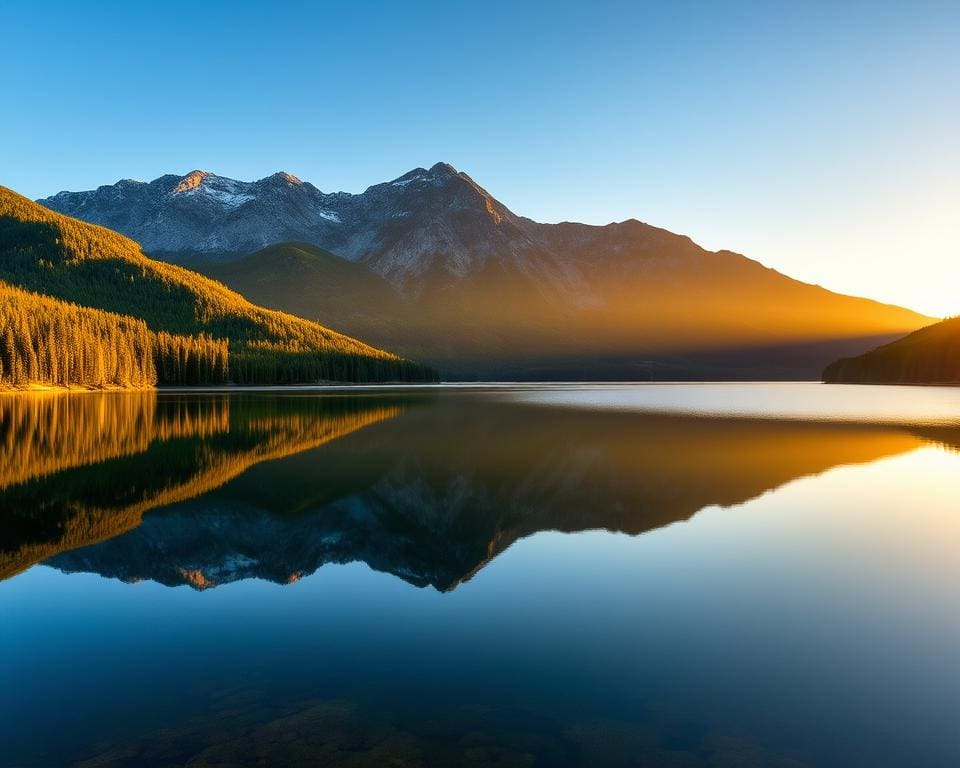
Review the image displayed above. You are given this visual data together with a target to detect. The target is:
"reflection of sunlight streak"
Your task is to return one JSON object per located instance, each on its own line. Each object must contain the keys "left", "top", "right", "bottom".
{"left": 402, "top": 414, "right": 935, "bottom": 592}
{"left": 671, "top": 447, "right": 960, "bottom": 597}
{"left": 482, "top": 440, "right": 953, "bottom": 584}
{"left": 509, "top": 382, "right": 960, "bottom": 427}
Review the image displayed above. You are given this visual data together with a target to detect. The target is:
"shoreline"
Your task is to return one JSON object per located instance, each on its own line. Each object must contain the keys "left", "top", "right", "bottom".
{"left": 7, "top": 379, "right": 960, "bottom": 396}
{"left": 0, "top": 383, "right": 143, "bottom": 394}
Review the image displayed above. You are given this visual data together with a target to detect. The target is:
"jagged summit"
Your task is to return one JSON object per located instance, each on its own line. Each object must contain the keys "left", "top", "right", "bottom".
{"left": 429, "top": 161, "right": 459, "bottom": 176}
{"left": 264, "top": 171, "right": 304, "bottom": 185}
{"left": 171, "top": 170, "right": 214, "bottom": 193}
{"left": 40, "top": 163, "right": 526, "bottom": 276}
{"left": 382, "top": 161, "right": 464, "bottom": 189}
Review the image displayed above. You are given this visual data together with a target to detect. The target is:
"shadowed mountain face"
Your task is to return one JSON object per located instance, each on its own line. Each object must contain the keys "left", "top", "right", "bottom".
{"left": 40, "top": 165, "right": 933, "bottom": 380}
{"left": 1, "top": 391, "right": 942, "bottom": 592}
{"left": 824, "top": 314, "right": 960, "bottom": 385}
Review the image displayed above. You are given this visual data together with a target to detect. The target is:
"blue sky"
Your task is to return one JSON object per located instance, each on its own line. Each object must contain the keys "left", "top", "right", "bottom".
{"left": 3, "top": 0, "right": 958, "bottom": 315}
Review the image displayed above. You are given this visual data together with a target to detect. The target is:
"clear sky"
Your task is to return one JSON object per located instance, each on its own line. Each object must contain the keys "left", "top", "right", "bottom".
{"left": 3, "top": 0, "right": 957, "bottom": 316}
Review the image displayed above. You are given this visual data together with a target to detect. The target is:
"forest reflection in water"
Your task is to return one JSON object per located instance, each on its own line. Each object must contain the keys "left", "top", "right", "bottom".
{"left": 2, "top": 386, "right": 960, "bottom": 768}
{"left": 0, "top": 391, "right": 406, "bottom": 580}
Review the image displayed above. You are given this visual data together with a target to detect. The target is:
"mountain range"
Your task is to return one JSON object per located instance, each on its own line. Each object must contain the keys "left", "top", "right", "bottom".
{"left": 40, "top": 164, "right": 935, "bottom": 380}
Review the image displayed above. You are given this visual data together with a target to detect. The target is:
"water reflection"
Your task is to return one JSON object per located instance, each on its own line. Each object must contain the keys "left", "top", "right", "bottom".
{"left": 0, "top": 393, "right": 407, "bottom": 580}
{"left": 0, "top": 390, "right": 953, "bottom": 590}
{"left": 2, "top": 388, "right": 959, "bottom": 768}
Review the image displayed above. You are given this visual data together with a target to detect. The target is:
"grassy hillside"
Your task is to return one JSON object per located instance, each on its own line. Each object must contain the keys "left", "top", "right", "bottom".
{"left": 824, "top": 316, "right": 960, "bottom": 384}
{"left": 0, "top": 187, "right": 436, "bottom": 383}
{"left": 204, "top": 242, "right": 409, "bottom": 337}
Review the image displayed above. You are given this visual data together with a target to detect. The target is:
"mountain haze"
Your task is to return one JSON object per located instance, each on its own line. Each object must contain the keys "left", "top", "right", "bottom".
{"left": 41, "top": 165, "right": 935, "bottom": 379}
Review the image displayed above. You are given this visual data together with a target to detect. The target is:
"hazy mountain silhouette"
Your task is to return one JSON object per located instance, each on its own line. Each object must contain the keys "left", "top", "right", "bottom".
{"left": 824, "top": 315, "right": 960, "bottom": 384}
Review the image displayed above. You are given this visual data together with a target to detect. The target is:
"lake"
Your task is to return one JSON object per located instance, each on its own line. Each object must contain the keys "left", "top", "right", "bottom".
{"left": 1, "top": 384, "right": 959, "bottom": 767}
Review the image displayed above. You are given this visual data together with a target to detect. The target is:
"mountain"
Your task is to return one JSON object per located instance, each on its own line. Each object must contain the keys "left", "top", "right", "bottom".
{"left": 823, "top": 316, "right": 960, "bottom": 384}
{"left": 0, "top": 186, "right": 436, "bottom": 384}
{"left": 40, "top": 164, "right": 935, "bottom": 379}
{"left": 39, "top": 170, "right": 346, "bottom": 262}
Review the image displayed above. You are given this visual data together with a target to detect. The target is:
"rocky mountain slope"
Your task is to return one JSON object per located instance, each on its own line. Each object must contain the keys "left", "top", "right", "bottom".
{"left": 41, "top": 164, "right": 935, "bottom": 379}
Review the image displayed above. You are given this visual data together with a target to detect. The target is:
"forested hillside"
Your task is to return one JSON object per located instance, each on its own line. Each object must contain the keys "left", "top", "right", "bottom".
{"left": 0, "top": 187, "right": 436, "bottom": 384}
{"left": 0, "top": 282, "right": 228, "bottom": 388}
{"left": 823, "top": 316, "right": 960, "bottom": 385}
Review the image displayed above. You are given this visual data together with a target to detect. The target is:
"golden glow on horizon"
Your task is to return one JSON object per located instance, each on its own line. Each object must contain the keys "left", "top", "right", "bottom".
{"left": 683, "top": 171, "right": 959, "bottom": 320}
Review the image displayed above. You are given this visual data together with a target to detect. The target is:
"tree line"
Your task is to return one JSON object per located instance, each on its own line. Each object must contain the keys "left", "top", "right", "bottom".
{"left": 0, "top": 282, "right": 437, "bottom": 389}
{"left": 231, "top": 345, "right": 438, "bottom": 385}
{"left": 0, "top": 282, "right": 228, "bottom": 389}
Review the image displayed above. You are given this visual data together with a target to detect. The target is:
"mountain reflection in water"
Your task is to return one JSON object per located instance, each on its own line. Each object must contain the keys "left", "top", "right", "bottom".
{"left": 0, "top": 389, "right": 950, "bottom": 590}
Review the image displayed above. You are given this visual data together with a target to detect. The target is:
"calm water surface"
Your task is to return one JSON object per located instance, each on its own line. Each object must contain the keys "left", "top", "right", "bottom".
{"left": 1, "top": 384, "right": 958, "bottom": 767}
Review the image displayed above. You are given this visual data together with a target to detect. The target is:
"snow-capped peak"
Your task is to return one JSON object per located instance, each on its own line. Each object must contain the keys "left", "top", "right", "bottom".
{"left": 170, "top": 171, "right": 255, "bottom": 210}
{"left": 389, "top": 162, "right": 460, "bottom": 188}
{"left": 267, "top": 171, "right": 303, "bottom": 186}
{"left": 428, "top": 161, "right": 458, "bottom": 177}
{"left": 172, "top": 170, "right": 213, "bottom": 193}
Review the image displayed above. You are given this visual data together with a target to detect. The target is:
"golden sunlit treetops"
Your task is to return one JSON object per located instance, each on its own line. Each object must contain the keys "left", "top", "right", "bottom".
{"left": 0, "top": 281, "right": 228, "bottom": 388}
